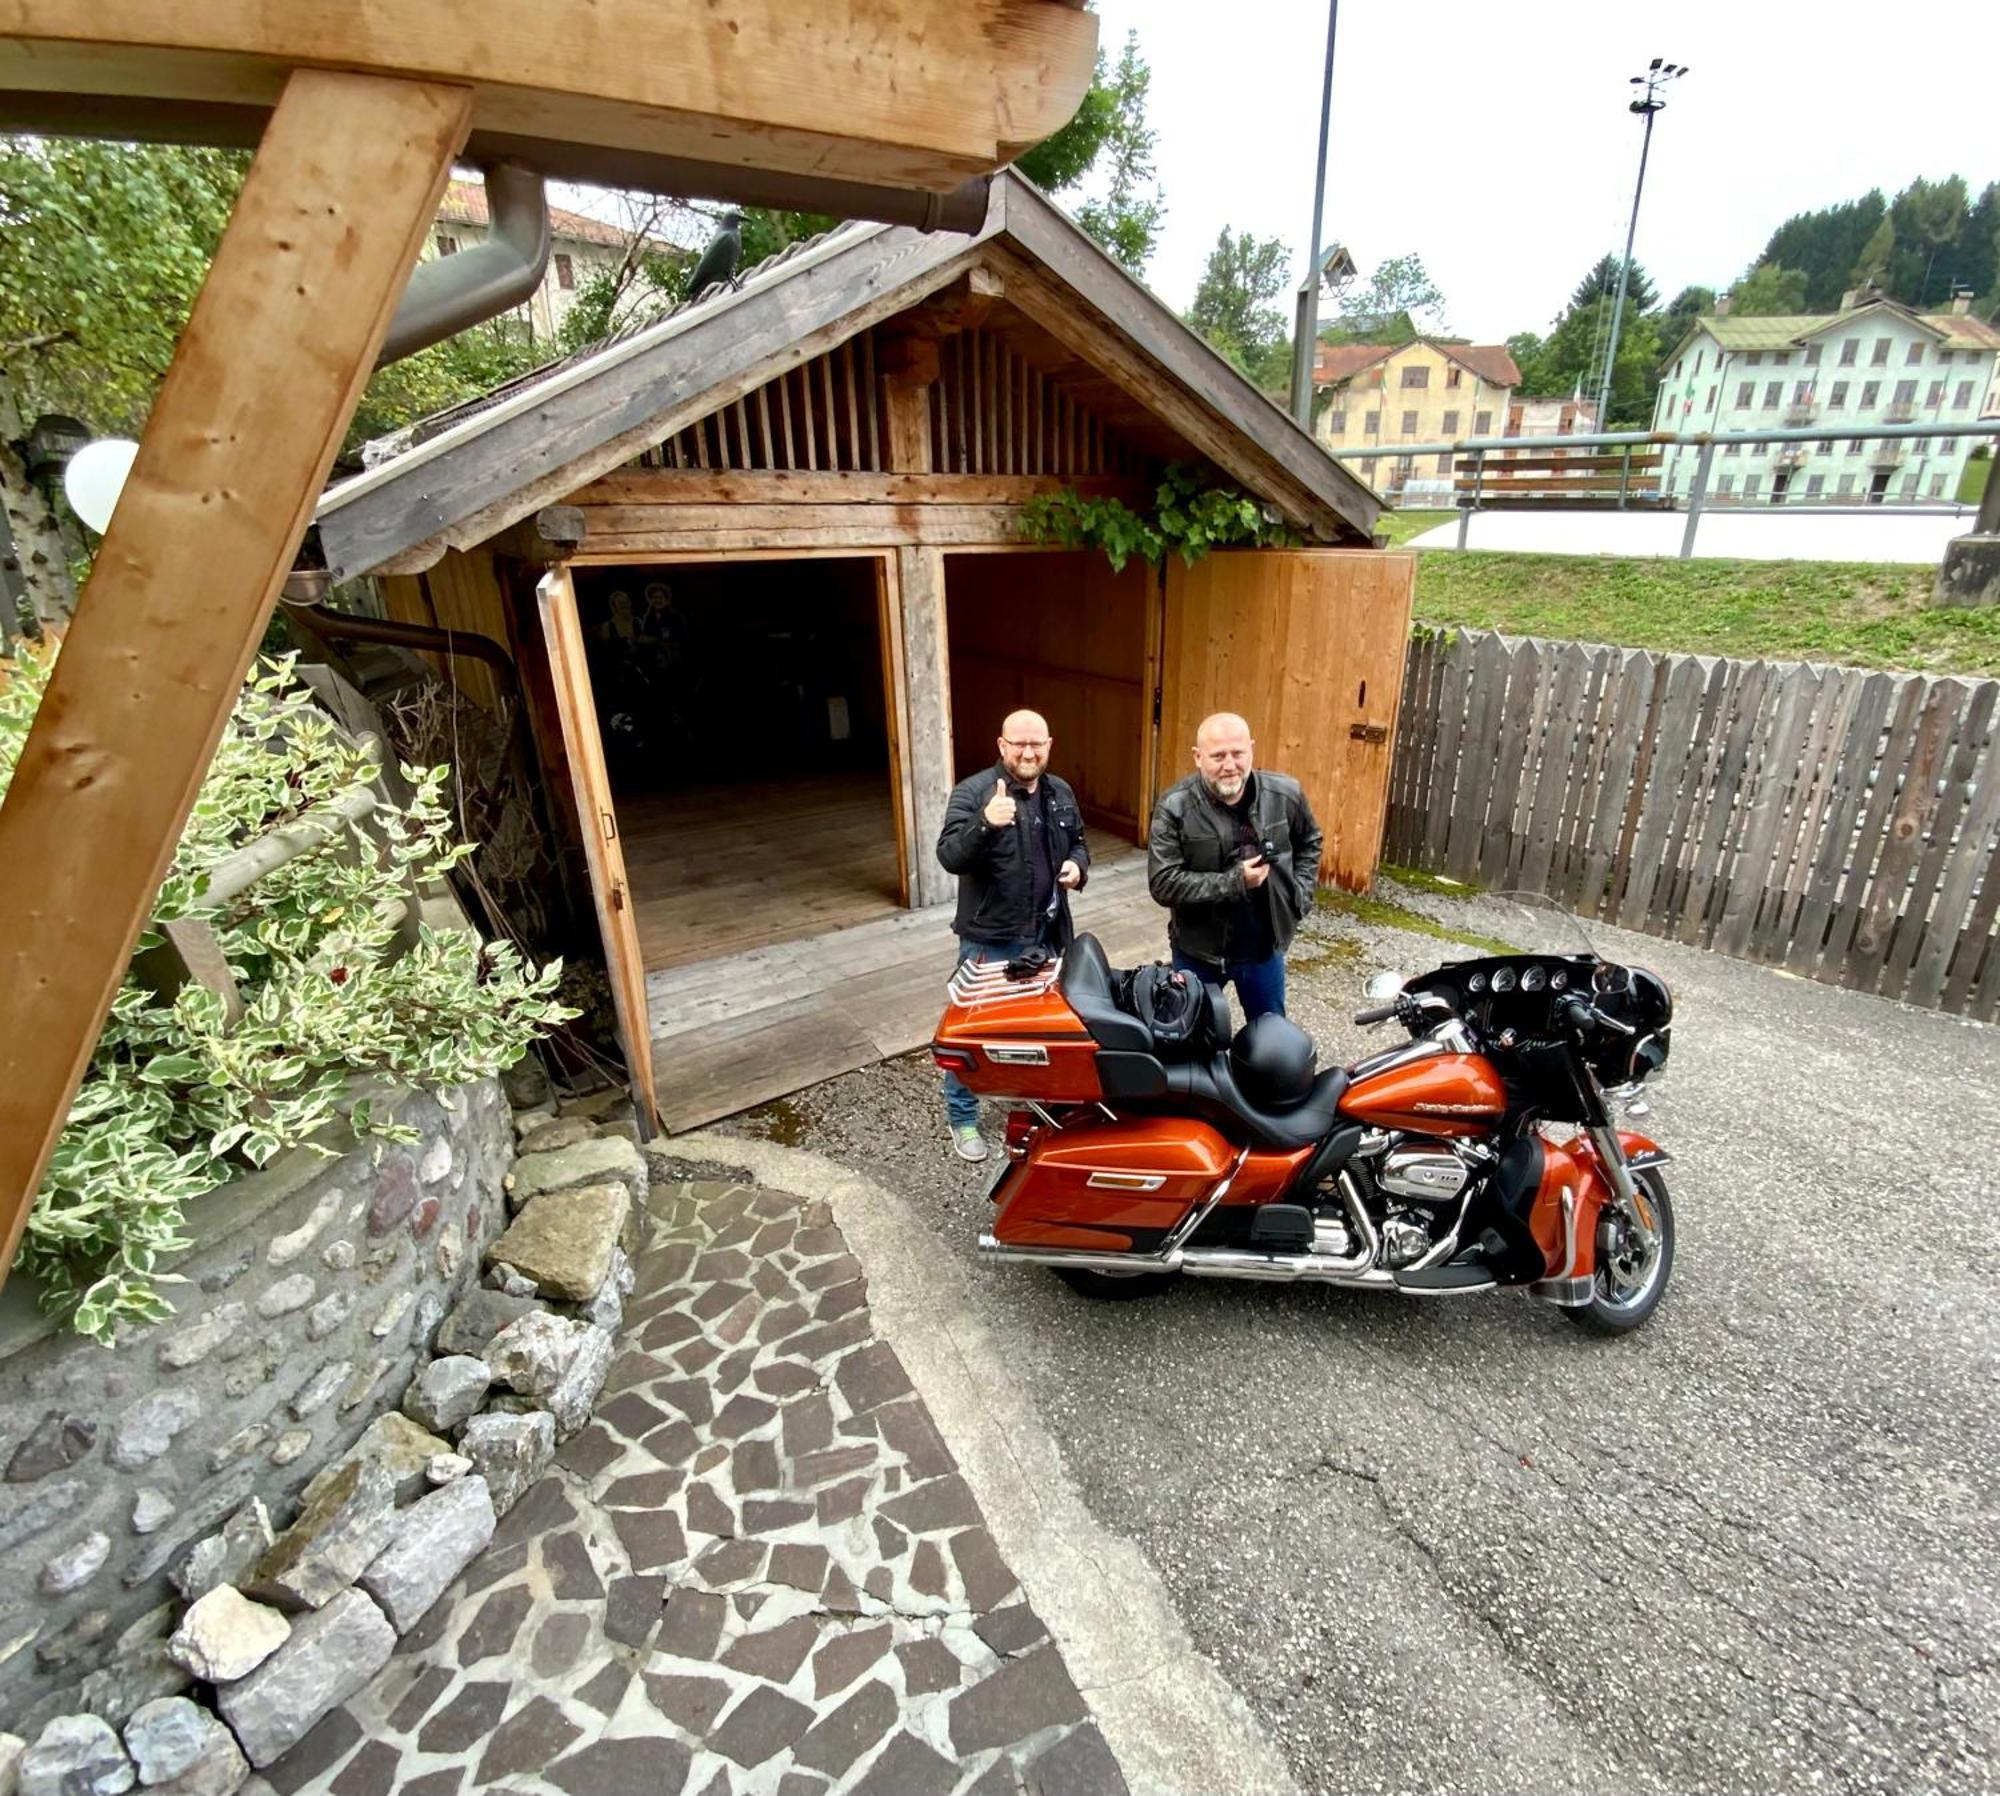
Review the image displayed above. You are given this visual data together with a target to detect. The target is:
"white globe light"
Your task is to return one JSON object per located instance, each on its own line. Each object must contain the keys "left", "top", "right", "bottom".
{"left": 63, "top": 438, "right": 140, "bottom": 533}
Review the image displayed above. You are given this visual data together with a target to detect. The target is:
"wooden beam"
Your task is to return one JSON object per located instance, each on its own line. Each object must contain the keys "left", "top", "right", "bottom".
{"left": 894, "top": 546, "right": 957, "bottom": 908}
{"left": 568, "top": 470, "right": 1140, "bottom": 506}
{"left": 488, "top": 505, "right": 587, "bottom": 565}
{"left": 566, "top": 501, "right": 1065, "bottom": 555}
{"left": 883, "top": 372, "right": 935, "bottom": 478}
{"left": 0, "top": 68, "right": 471, "bottom": 1290}
{"left": 0, "top": 0, "right": 1097, "bottom": 192}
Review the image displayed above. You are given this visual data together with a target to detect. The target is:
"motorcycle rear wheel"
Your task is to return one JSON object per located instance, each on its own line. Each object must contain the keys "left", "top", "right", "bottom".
{"left": 1055, "top": 1267, "right": 1177, "bottom": 1301}
{"left": 1565, "top": 1169, "right": 1674, "bottom": 1335}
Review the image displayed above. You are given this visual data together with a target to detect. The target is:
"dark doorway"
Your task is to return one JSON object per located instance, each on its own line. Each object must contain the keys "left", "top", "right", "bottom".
{"left": 574, "top": 556, "right": 901, "bottom": 971}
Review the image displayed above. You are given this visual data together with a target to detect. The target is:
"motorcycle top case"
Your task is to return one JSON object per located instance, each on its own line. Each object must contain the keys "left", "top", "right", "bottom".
{"left": 932, "top": 962, "right": 1104, "bottom": 1102}
{"left": 992, "top": 1117, "right": 1236, "bottom": 1252}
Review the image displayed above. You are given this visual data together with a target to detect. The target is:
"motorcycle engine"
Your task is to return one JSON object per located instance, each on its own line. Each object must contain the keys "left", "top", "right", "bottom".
{"left": 1376, "top": 1146, "right": 1472, "bottom": 1205}
{"left": 1379, "top": 1211, "right": 1433, "bottom": 1267}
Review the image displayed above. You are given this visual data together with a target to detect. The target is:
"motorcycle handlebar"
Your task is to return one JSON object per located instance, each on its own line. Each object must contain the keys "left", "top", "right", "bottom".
{"left": 1351, "top": 1002, "right": 1400, "bottom": 1026}
{"left": 1558, "top": 993, "right": 1636, "bottom": 1037}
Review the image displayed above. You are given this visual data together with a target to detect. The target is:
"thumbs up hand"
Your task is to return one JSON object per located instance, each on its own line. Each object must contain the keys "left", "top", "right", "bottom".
{"left": 983, "top": 779, "right": 1017, "bottom": 828}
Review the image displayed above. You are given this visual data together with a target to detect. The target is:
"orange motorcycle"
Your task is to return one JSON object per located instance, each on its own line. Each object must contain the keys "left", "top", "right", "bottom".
{"left": 931, "top": 928, "right": 1675, "bottom": 1333}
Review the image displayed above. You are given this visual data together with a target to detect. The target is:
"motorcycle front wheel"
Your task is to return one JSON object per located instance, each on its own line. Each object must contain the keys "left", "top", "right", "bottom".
{"left": 1565, "top": 1169, "right": 1675, "bottom": 1336}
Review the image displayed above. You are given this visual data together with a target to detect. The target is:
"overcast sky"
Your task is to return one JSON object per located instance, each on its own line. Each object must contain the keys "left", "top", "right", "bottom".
{"left": 1078, "top": 0, "right": 1998, "bottom": 343}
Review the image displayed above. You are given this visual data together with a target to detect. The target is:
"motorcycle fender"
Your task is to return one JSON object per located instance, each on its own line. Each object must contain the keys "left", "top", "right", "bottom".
{"left": 1525, "top": 1140, "right": 1610, "bottom": 1284}
{"left": 1617, "top": 1129, "right": 1672, "bottom": 1171}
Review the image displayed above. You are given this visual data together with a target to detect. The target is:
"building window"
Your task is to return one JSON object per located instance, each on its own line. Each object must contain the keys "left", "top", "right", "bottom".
{"left": 1441, "top": 410, "right": 1461, "bottom": 434}
{"left": 1401, "top": 366, "right": 1429, "bottom": 388}
{"left": 1401, "top": 410, "right": 1419, "bottom": 435}
{"left": 1871, "top": 338, "right": 1891, "bottom": 365}
{"left": 1911, "top": 437, "right": 1930, "bottom": 454}
{"left": 1805, "top": 345, "right": 1822, "bottom": 366}
{"left": 1446, "top": 366, "right": 1463, "bottom": 388}
{"left": 1893, "top": 379, "right": 1917, "bottom": 405}
{"left": 1941, "top": 437, "right": 1958, "bottom": 454}
{"left": 1736, "top": 382, "right": 1755, "bottom": 407}
{"left": 1838, "top": 474, "right": 1856, "bottom": 495}
{"left": 1364, "top": 411, "right": 1380, "bottom": 434}
{"left": 1746, "top": 351, "right": 1763, "bottom": 366}
{"left": 1328, "top": 410, "right": 1347, "bottom": 435}
{"left": 1775, "top": 352, "right": 1790, "bottom": 366}
{"left": 1900, "top": 474, "right": 1919, "bottom": 498}
{"left": 1794, "top": 381, "right": 1812, "bottom": 404}
{"left": 1706, "top": 386, "right": 1717, "bottom": 410}
{"left": 1717, "top": 474, "right": 1735, "bottom": 495}
{"left": 555, "top": 253, "right": 575, "bottom": 290}
{"left": 1906, "top": 341, "right": 1924, "bottom": 365}
{"left": 1724, "top": 441, "right": 1741, "bottom": 456}
{"left": 1829, "top": 381, "right": 1849, "bottom": 408}
{"left": 1820, "top": 439, "right": 1835, "bottom": 453}
{"left": 435, "top": 233, "right": 459, "bottom": 255}
{"left": 1861, "top": 382, "right": 1880, "bottom": 408}
{"left": 1839, "top": 339, "right": 1858, "bottom": 365}
{"left": 1848, "top": 439, "right": 1863, "bottom": 456}
{"left": 1694, "top": 352, "right": 1704, "bottom": 375}
{"left": 1955, "top": 381, "right": 1975, "bottom": 409}
{"left": 1471, "top": 410, "right": 1490, "bottom": 434}
{"left": 1807, "top": 475, "right": 1825, "bottom": 497}
{"left": 1393, "top": 456, "right": 1415, "bottom": 481}
{"left": 1930, "top": 475, "right": 1946, "bottom": 497}
{"left": 1744, "top": 474, "right": 1762, "bottom": 497}
{"left": 1436, "top": 453, "right": 1454, "bottom": 475}
{"left": 1752, "top": 441, "right": 1768, "bottom": 457}
{"left": 1762, "top": 382, "right": 1782, "bottom": 408}
{"left": 1927, "top": 381, "right": 1945, "bottom": 407}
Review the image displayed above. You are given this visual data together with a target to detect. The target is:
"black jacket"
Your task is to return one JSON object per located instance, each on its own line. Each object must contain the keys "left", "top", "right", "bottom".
{"left": 936, "top": 762, "right": 1091, "bottom": 947}
{"left": 1147, "top": 770, "right": 1323, "bottom": 965}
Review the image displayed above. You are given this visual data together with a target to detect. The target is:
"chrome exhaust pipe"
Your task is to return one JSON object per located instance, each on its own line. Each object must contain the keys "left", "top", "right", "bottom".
{"left": 976, "top": 1235, "right": 1182, "bottom": 1275}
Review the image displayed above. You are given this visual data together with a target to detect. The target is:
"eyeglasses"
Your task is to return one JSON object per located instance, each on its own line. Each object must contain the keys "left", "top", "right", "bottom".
{"left": 1001, "top": 738, "right": 1051, "bottom": 750}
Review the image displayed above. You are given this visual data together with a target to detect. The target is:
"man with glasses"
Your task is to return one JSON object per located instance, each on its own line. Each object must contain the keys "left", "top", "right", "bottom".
{"left": 934, "top": 709, "right": 1089, "bottom": 1161}
{"left": 1148, "top": 710, "right": 1321, "bottom": 1022}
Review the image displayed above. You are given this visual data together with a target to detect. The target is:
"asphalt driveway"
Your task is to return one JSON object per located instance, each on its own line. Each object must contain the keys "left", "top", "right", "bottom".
{"left": 718, "top": 879, "right": 2000, "bottom": 1796}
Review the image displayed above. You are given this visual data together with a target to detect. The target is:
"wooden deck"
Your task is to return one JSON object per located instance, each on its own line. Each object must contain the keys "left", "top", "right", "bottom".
{"left": 645, "top": 841, "right": 1164, "bottom": 1132}
{"left": 622, "top": 770, "right": 904, "bottom": 972}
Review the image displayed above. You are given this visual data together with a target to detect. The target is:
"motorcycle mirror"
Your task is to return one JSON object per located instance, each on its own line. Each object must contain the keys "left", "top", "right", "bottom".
{"left": 1361, "top": 971, "right": 1406, "bottom": 1004}
{"left": 1593, "top": 962, "right": 1632, "bottom": 996}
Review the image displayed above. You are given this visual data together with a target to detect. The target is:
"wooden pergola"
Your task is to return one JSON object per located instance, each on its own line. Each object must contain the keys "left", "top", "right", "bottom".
{"left": 0, "top": 2, "right": 1098, "bottom": 1288}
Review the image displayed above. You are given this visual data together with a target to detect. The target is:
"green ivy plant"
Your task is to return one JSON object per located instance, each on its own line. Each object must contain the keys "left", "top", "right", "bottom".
{"left": 1017, "top": 461, "right": 1300, "bottom": 572}
{"left": 0, "top": 644, "right": 575, "bottom": 1343}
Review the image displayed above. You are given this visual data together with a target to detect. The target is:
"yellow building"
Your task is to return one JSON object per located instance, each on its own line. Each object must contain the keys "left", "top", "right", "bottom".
{"left": 1315, "top": 339, "right": 1520, "bottom": 501}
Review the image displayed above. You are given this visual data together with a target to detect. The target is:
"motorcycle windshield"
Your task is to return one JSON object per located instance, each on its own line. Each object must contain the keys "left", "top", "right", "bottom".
{"left": 1478, "top": 889, "right": 1600, "bottom": 961}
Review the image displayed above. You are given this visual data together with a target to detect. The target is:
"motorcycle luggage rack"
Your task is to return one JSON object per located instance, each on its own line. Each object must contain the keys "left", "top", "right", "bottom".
{"left": 947, "top": 955, "right": 1065, "bottom": 1007}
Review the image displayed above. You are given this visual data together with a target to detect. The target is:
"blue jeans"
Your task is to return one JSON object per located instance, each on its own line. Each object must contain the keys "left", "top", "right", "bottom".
{"left": 943, "top": 938, "right": 1037, "bottom": 1127}
{"left": 1173, "top": 949, "right": 1287, "bottom": 1022}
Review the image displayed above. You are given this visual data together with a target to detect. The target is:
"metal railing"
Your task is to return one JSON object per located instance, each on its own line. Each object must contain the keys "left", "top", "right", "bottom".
{"left": 1334, "top": 417, "right": 2000, "bottom": 558}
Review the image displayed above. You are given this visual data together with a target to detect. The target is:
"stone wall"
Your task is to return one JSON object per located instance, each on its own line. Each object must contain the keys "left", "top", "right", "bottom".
{"left": 0, "top": 1077, "right": 513, "bottom": 1735}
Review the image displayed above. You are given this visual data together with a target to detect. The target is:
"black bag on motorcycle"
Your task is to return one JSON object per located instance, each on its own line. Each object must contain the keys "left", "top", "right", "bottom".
{"left": 1111, "top": 964, "right": 1216, "bottom": 1055}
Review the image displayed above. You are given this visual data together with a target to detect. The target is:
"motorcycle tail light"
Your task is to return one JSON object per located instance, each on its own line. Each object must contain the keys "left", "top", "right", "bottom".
{"left": 931, "top": 1047, "right": 974, "bottom": 1074}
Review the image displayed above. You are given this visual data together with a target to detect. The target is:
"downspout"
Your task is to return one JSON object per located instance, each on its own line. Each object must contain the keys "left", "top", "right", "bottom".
{"left": 379, "top": 160, "right": 552, "bottom": 364}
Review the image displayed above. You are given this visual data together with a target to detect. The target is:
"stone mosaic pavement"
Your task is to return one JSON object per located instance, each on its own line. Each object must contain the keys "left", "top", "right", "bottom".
{"left": 259, "top": 1178, "right": 1126, "bottom": 1796}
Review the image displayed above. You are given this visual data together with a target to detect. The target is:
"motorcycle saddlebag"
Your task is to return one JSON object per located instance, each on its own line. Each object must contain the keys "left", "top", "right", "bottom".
{"left": 992, "top": 1117, "right": 1236, "bottom": 1253}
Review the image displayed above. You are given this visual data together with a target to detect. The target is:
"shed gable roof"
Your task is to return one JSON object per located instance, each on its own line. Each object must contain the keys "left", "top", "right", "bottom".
{"left": 317, "top": 173, "right": 1378, "bottom": 577}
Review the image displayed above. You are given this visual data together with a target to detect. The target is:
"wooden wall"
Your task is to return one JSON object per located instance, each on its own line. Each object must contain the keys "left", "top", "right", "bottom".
{"left": 1160, "top": 549, "right": 1415, "bottom": 891}
{"left": 377, "top": 547, "right": 513, "bottom": 712}
{"left": 944, "top": 549, "right": 1150, "bottom": 838}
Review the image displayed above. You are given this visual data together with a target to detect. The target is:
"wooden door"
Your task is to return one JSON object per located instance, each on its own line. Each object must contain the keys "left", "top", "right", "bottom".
{"left": 1160, "top": 549, "right": 1416, "bottom": 891}
{"left": 536, "top": 568, "right": 661, "bottom": 1133}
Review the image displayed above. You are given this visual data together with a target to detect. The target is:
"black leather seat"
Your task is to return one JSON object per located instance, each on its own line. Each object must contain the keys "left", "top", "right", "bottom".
{"left": 1163, "top": 1055, "right": 1350, "bottom": 1150}
{"left": 1059, "top": 934, "right": 1151, "bottom": 1051}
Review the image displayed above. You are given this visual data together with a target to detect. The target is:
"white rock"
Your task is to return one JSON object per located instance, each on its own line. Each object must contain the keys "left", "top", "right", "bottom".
{"left": 17, "top": 1715, "right": 133, "bottom": 1796}
{"left": 484, "top": 1310, "right": 585, "bottom": 1399}
{"left": 215, "top": 1590, "right": 394, "bottom": 1768}
{"left": 131, "top": 1489, "right": 177, "bottom": 1536}
{"left": 167, "top": 1587, "right": 291, "bottom": 1683}
{"left": 401, "top": 1356, "right": 491, "bottom": 1434}
{"left": 426, "top": 1452, "right": 473, "bottom": 1486}
{"left": 42, "top": 1531, "right": 111, "bottom": 1595}
{"left": 545, "top": 1326, "right": 616, "bottom": 1439}
{"left": 357, "top": 1476, "right": 496, "bottom": 1631}
{"left": 265, "top": 1188, "right": 344, "bottom": 1267}
{"left": 458, "top": 1411, "right": 554, "bottom": 1515}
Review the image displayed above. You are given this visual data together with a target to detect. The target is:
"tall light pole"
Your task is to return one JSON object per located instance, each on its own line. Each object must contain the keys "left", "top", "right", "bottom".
{"left": 1596, "top": 58, "right": 1686, "bottom": 427}
{"left": 1289, "top": 0, "right": 1339, "bottom": 428}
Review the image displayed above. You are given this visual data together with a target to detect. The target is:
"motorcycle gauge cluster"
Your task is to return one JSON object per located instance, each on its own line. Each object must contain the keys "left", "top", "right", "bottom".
{"left": 1492, "top": 967, "right": 1516, "bottom": 992}
{"left": 1466, "top": 971, "right": 1487, "bottom": 994}
{"left": 1521, "top": 966, "right": 1546, "bottom": 992}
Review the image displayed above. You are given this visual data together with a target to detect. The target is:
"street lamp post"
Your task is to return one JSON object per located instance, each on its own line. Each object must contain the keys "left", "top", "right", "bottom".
{"left": 1596, "top": 58, "right": 1686, "bottom": 427}
{"left": 1289, "top": 0, "right": 1339, "bottom": 428}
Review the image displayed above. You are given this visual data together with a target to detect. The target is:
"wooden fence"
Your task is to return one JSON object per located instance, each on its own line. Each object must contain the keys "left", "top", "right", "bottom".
{"left": 1385, "top": 628, "right": 2000, "bottom": 1020}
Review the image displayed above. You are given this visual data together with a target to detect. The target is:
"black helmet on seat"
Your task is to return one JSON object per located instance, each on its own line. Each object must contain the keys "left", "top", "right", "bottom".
{"left": 1229, "top": 1013, "right": 1317, "bottom": 1111}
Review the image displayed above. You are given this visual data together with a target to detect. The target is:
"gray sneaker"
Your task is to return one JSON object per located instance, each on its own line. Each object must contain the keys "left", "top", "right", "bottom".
{"left": 950, "top": 1123, "right": 989, "bottom": 1163}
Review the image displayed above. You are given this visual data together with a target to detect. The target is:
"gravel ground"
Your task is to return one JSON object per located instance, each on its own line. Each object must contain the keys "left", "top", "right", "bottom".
{"left": 717, "top": 881, "right": 2000, "bottom": 1796}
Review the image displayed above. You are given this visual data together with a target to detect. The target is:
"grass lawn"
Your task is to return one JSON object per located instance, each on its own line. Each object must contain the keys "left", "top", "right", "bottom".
{"left": 1960, "top": 456, "right": 1991, "bottom": 506}
{"left": 1374, "top": 508, "right": 1456, "bottom": 547}
{"left": 1410, "top": 550, "right": 2000, "bottom": 677}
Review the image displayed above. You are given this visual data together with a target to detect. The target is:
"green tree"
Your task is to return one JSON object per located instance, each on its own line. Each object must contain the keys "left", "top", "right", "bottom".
{"left": 1761, "top": 191, "right": 1886, "bottom": 309}
{"left": 1327, "top": 253, "right": 1446, "bottom": 342}
{"left": 1510, "top": 298, "right": 1659, "bottom": 424}
{"left": 1729, "top": 262, "right": 1810, "bottom": 316}
{"left": 0, "top": 138, "right": 244, "bottom": 434}
{"left": 1019, "top": 28, "right": 1165, "bottom": 274}
{"left": 344, "top": 319, "right": 550, "bottom": 446}
{"left": 1186, "top": 227, "right": 1292, "bottom": 388}
{"left": 1568, "top": 253, "right": 1657, "bottom": 314}
{"left": 1653, "top": 284, "right": 1716, "bottom": 355}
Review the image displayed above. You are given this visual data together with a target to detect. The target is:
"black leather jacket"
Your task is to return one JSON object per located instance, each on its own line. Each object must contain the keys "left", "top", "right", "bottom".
{"left": 936, "top": 763, "right": 1091, "bottom": 947}
{"left": 1147, "top": 770, "right": 1323, "bottom": 965}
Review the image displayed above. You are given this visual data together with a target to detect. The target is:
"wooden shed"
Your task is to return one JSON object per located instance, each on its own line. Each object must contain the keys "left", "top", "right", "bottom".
{"left": 310, "top": 173, "right": 1414, "bottom": 1129}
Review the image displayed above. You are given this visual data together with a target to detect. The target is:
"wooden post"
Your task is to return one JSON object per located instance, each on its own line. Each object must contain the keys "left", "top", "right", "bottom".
{"left": 0, "top": 69, "right": 471, "bottom": 1290}
{"left": 895, "top": 545, "right": 957, "bottom": 907}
